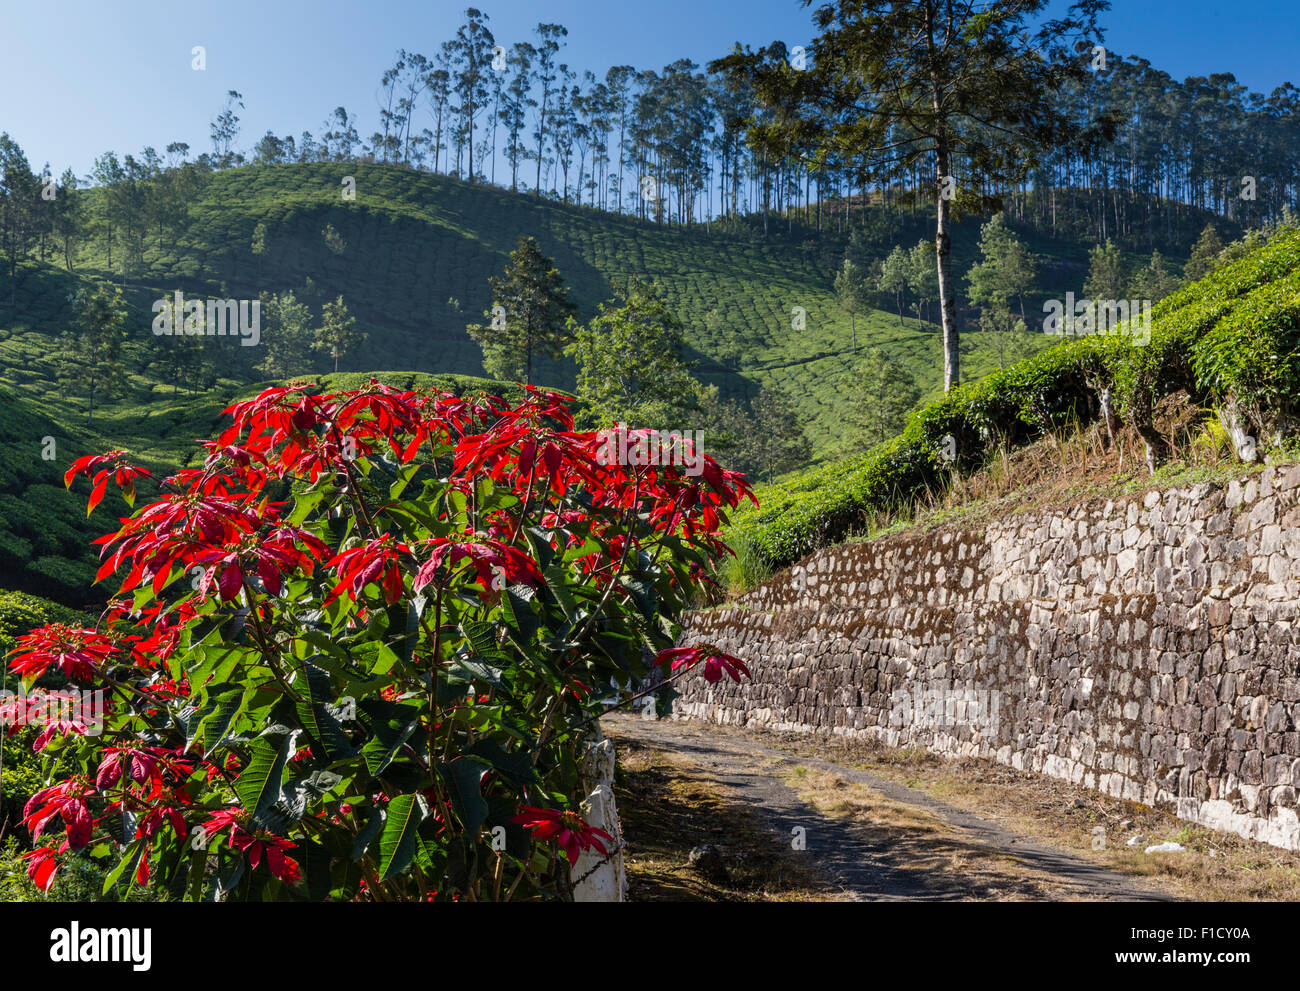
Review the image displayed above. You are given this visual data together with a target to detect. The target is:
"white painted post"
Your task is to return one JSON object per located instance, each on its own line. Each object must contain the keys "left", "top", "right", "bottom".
{"left": 571, "top": 731, "right": 627, "bottom": 902}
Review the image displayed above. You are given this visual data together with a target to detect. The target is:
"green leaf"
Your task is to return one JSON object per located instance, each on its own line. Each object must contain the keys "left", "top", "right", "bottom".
{"left": 388, "top": 462, "right": 421, "bottom": 501}
{"left": 288, "top": 488, "right": 327, "bottom": 525}
{"left": 101, "top": 838, "right": 144, "bottom": 896}
{"left": 377, "top": 794, "right": 426, "bottom": 881}
{"left": 360, "top": 713, "right": 420, "bottom": 776}
{"left": 443, "top": 488, "right": 469, "bottom": 522}
{"left": 235, "top": 727, "right": 296, "bottom": 826}
{"left": 620, "top": 577, "right": 657, "bottom": 623}
{"left": 439, "top": 756, "right": 491, "bottom": 835}
{"left": 446, "top": 655, "right": 503, "bottom": 687}
{"left": 351, "top": 806, "right": 386, "bottom": 861}
{"left": 293, "top": 661, "right": 356, "bottom": 759}
{"left": 459, "top": 619, "right": 498, "bottom": 655}
{"left": 502, "top": 586, "right": 542, "bottom": 646}
{"left": 466, "top": 739, "right": 540, "bottom": 787}
{"left": 294, "top": 838, "right": 333, "bottom": 901}
{"left": 525, "top": 526, "right": 557, "bottom": 570}
{"left": 385, "top": 597, "right": 423, "bottom": 666}
{"left": 562, "top": 537, "right": 603, "bottom": 563}
{"left": 190, "top": 683, "right": 247, "bottom": 752}
{"left": 543, "top": 564, "right": 580, "bottom": 624}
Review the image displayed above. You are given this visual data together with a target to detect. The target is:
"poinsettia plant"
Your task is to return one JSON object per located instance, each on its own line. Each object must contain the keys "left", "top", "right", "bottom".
{"left": 9, "top": 381, "right": 753, "bottom": 901}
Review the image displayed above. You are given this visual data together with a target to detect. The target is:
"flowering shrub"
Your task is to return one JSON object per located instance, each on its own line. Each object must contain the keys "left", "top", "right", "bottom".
{"left": 9, "top": 381, "right": 753, "bottom": 901}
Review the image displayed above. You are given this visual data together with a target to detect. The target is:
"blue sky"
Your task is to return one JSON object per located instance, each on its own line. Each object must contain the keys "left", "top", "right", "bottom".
{"left": 1, "top": 0, "right": 1297, "bottom": 178}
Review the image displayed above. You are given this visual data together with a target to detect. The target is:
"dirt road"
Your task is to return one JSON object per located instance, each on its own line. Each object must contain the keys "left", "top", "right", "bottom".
{"left": 606, "top": 713, "right": 1175, "bottom": 902}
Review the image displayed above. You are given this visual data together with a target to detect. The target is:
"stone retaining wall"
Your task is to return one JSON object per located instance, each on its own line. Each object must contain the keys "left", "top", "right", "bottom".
{"left": 674, "top": 465, "right": 1300, "bottom": 849}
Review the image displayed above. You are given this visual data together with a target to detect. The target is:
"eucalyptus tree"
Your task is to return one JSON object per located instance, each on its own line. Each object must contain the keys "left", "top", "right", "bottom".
{"left": 551, "top": 66, "right": 578, "bottom": 199}
{"left": 396, "top": 50, "right": 431, "bottom": 164}
{"left": 485, "top": 51, "right": 506, "bottom": 184}
{"left": 630, "top": 69, "right": 661, "bottom": 221}
{"left": 322, "top": 107, "right": 361, "bottom": 161}
{"left": 426, "top": 48, "right": 454, "bottom": 174}
{"left": 531, "top": 23, "right": 568, "bottom": 195}
{"left": 449, "top": 9, "right": 495, "bottom": 181}
{"left": 210, "top": 90, "right": 245, "bottom": 168}
{"left": 502, "top": 42, "right": 536, "bottom": 190}
{"left": 604, "top": 65, "right": 636, "bottom": 212}
{"left": 377, "top": 58, "right": 405, "bottom": 163}
{"left": 657, "top": 60, "right": 712, "bottom": 223}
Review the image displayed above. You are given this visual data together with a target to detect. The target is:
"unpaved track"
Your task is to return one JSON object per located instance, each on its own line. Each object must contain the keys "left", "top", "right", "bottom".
{"left": 607, "top": 713, "right": 1173, "bottom": 902}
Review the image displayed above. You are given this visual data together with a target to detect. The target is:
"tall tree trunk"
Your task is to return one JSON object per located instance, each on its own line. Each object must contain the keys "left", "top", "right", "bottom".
{"left": 934, "top": 140, "right": 959, "bottom": 392}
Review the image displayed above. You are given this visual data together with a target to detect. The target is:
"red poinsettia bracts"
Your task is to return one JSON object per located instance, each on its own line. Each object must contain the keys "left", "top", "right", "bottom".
{"left": 200, "top": 809, "right": 301, "bottom": 883}
{"left": 23, "top": 778, "right": 97, "bottom": 850}
{"left": 512, "top": 806, "right": 614, "bottom": 867}
{"left": 111, "top": 599, "right": 197, "bottom": 669}
{"left": 188, "top": 522, "right": 329, "bottom": 600}
{"left": 0, "top": 689, "right": 101, "bottom": 749}
{"left": 131, "top": 787, "right": 192, "bottom": 842}
{"left": 414, "top": 536, "right": 544, "bottom": 594}
{"left": 325, "top": 534, "right": 412, "bottom": 604}
{"left": 8, "top": 625, "right": 116, "bottom": 682}
{"left": 64, "top": 450, "right": 153, "bottom": 514}
{"left": 92, "top": 492, "right": 267, "bottom": 596}
{"left": 31, "top": 690, "right": 102, "bottom": 751}
{"left": 22, "top": 847, "right": 61, "bottom": 891}
{"left": 451, "top": 392, "right": 595, "bottom": 498}
{"left": 655, "top": 644, "right": 751, "bottom": 684}
{"left": 95, "top": 745, "right": 192, "bottom": 793}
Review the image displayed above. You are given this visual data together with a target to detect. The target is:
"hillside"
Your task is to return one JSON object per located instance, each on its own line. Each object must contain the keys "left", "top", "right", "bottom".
{"left": 9, "top": 164, "right": 1128, "bottom": 445}
{"left": 0, "top": 162, "right": 1222, "bottom": 605}
{"left": 723, "top": 221, "right": 1300, "bottom": 581}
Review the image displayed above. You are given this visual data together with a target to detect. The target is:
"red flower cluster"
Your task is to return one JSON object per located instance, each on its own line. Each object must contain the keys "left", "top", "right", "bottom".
{"left": 8, "top": 625, "right": 116, "bottom": 683}
{"left": 64, "top": 450, "right": 153, "bottom": 514}
{"left": 200, "top": 809, "right": 301, "bottom": 884}
{"left": 655, "top": 644, "right": 750, "bottom": 684}
{"left": 414, "top": 536, "right": 543, "bottom": 595}
{"left": 23, "top": 778, "right": 96, "bottom": 850}
{"left": 22, "top": 847, "right": 62, "bottom": 891}
{"left": 512, "top": 807, "right": 614, "bottom": 867}
{"left": 326, "top": 534, "right": 411, "bottom": 604}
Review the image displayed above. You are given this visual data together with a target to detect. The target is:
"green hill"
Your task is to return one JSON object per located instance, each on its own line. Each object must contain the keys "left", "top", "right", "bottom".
{"left": 724, "top": 222, "right": 1300, "bottom": 576}
{"left": 12, "top": 163, "right": 1117, "bottom": 445}
{"left": 0, "top": 161, "right": 1221, "bottom": 604}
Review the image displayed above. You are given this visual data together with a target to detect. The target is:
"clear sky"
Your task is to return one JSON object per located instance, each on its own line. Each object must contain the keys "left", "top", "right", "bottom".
{"left": 1, "top": 0, "right": 1297, "bottom": 178}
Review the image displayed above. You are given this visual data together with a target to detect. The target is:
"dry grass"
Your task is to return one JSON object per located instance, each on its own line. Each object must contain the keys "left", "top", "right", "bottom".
{"left": 610, "top": 733, "right": 845, "bottom": 901}
{"left": 853, "top": 392, "right": 1275, "bottom": 546}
